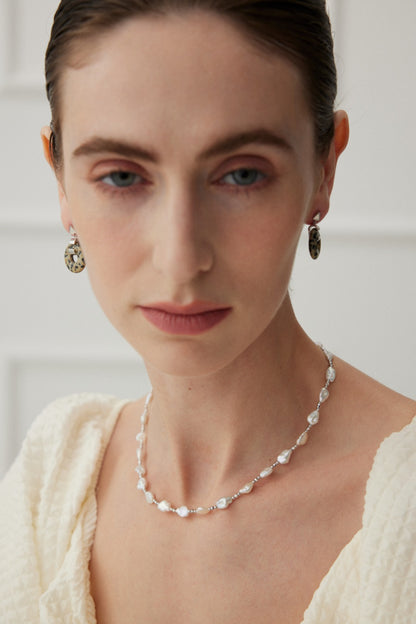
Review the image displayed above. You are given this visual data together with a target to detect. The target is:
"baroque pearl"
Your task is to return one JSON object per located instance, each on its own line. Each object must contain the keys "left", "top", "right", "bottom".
{"left": 176, "top": 506, "right": 190, "bottom": 518}
{"left": 145, "top": 491, "right": 154, "bottom": 504}
{"left": 326, "top": 366, "right": 336, "bottom": 383}
{"left": 307, "top": 410, "right": 320, "bottom": 425}
{"left": 297, "top": 431, "right": 308, "bottom": 446}
{"left": 196, "top": 507, "right": 210, "bottom": 515}
{"left": 319, "top": 388, "right": 329, "bottom": 403}
{"left": 239, "top": 481, "right": 254, "bottom": 494}
{"left": 260, "top": 467, "right": 273, "bottom": 478}
{"left": 277, "top": 449, "right": 292, "bottom": 464}
{"left": 158, "top": 500, "right": 171, "bottom": 512}
{"left": 216, "top": 497, "right": 232, "bottom": 509}
{"left": 137, "top": 477, "right": 147, "bottom": 490}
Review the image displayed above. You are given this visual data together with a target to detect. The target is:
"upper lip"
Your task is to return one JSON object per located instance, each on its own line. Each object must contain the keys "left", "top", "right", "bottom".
{"left": 140, "top": 301, "right": 231, "bottom": 315}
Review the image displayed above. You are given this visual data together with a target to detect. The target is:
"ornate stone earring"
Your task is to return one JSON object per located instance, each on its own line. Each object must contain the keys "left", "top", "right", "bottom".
{"left": 308, "top": 212, "right": 321, "bottom": 260}
{"left": 64, "top": 227, "right": 86, "bottom": 273}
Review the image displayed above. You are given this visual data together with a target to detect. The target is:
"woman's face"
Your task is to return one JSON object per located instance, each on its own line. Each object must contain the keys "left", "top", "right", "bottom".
{"left": 50, "top": 10, "right": 339, "bottom": 377}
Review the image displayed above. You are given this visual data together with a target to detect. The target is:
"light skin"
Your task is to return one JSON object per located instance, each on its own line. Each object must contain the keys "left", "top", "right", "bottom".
{"left": 41, "top": 10, "right": 415, "bottom": 624}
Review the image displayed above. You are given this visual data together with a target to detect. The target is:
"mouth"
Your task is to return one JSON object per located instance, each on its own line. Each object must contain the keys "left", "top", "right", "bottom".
{"left": 138, "top": 301, "right": 232, "bottom": 335}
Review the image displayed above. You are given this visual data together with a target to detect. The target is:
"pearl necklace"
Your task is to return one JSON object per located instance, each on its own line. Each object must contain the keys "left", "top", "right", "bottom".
{"left": 135, "top": 345, "right": 335, "bottom": 518}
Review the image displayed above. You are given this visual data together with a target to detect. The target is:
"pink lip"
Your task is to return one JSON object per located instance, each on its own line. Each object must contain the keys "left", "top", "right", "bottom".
{"left": 139, "top": 301, "right": 231, "bottom": 335}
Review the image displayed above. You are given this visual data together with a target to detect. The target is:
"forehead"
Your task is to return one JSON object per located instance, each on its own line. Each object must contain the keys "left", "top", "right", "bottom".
{"left": 60, "top": 10, "right": 313, "bottom": 158}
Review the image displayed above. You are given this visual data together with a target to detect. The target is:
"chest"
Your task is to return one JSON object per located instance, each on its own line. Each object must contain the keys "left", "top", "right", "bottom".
{"left": 90, "top": 458, "right": 366, "bottom": 624}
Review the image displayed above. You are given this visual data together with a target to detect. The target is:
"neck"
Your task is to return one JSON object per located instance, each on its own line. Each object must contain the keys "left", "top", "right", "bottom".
{"left": 143, "top": 299, "right": 328, "bottom": 506}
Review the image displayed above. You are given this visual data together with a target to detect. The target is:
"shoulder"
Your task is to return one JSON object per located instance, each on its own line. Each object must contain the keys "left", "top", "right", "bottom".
{"left": 0, "top": 393, "right": 129, "bottom": 618}
{"left": 328, "top": 358, "right": 416, "bottom": 455}
{"left": 359, "top": 417, "right": 416, "bottom": 618}
{"left": 364, "top": 414, "right": 416, "bottom": 525}
{"left": 1, "top": 392, "right": 129, "bottom": 506}
{"left": 24, "top": 392, "right": 128, "bottom": 453}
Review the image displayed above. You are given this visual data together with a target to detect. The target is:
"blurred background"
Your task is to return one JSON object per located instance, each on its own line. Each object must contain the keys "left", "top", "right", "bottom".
{"left": 1, "top": 0, "right": 415, "bottom": 476}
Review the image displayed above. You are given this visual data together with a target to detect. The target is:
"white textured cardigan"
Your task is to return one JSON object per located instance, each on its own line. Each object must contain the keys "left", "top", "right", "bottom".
{"left": 1, "top": 394, "right": 415, "bottom": 623}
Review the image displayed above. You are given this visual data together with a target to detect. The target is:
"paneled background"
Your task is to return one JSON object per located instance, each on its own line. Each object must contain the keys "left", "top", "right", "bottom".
{"left": 1, "top": 0, "right": 415, "bottom": 476}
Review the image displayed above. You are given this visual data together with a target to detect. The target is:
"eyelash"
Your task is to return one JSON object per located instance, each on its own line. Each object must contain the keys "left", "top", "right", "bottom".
{"left": 216, "top": 168, "right": 267, "bottom": 192}
{"left": 95, "top": 170, "right": 147, "bottom": 198}
{"left": 94, "top": 166, "right": 270, "bottom": 198}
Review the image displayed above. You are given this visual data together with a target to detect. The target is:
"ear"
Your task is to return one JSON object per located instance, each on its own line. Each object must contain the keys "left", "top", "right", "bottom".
{"left": 41, "top": 125, "right": 72, "bottom": 233}
{"left": 41, "top": 125, "right": 54, "bottom": 168}
{"left": 307, "top": 110, "right": 349, "bottom": 224}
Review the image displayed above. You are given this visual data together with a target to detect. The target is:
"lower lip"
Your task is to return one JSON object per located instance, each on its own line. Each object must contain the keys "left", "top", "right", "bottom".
{"left": 140, "top": 307, "right": 231, "bottom": 335}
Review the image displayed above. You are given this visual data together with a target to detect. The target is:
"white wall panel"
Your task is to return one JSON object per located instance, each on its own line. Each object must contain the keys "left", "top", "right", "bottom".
{"left": 0, "top": 347, "right": 150, "bottom": 476}
{"left": 292, "top": 228, "right": 416, "bottom": 397}
{"left": 0, "top": 0, "right": 56, "bottom": 91}
{"left": 330, "top": 0, "right": 416, "bottom": 227}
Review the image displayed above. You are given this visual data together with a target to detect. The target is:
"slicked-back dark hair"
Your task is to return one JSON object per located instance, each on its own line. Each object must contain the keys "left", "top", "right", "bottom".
{"left": 45, "top": 0, "right": 337, "bottom": 167}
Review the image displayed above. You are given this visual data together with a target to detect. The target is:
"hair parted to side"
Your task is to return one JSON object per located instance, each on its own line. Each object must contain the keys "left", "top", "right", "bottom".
{"left": 45, "top": 0, "right": 337, "bottom": 169}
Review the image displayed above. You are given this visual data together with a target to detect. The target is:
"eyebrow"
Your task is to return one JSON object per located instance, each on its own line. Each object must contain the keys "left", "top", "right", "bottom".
{"left": 71, "top": 128, "right": 293, "bottom": 162}
{"left": 199, "top": 129, "right": 293, "bottom": 160}
{"left": 72, "top": 138, "right": 158, "bottom": 162}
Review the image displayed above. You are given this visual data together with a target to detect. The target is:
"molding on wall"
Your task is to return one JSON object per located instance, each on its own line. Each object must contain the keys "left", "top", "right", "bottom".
{"left": 1, "top": 343, "right": 141, "bottom": 362}
{"left": 0, "top": 344, "right": 147, "bottom": 475}
{"left": 0, "top": 1, "right": 11, "bottom": 91}
{"left": 1, "top": 215, "right": 416, "bottom": 241}
{"left": 0, "top": 215, "right": 62, "bottom": 233}
{"left": 0, "top": 78, "right": 45, "bottom": 95}
{"left": 0, "top": 0, "right": 47, "bottom": 94}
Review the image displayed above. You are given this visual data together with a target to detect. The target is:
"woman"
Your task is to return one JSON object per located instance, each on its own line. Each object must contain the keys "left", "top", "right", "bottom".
{"left": 1, "top": 1, "right": 415, "bottom": 622}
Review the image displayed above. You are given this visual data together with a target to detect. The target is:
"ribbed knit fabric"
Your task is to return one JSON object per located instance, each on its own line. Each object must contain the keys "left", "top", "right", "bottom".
{"left": 0, "top": 394, "right": 415, "bottom": 623}
{"left": 302, "top": 413, "right": 416, "bottom": 623}
{"left": 0, "top": 394, "right": 128, "bottom": 624}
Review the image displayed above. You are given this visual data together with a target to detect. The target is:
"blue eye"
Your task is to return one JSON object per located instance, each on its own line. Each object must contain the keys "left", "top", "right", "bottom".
{"left": 101, "top": 171, "right": 142, "bottom": 187}
{"left": 222, "top": 168, "right": 265, "bottom": 186}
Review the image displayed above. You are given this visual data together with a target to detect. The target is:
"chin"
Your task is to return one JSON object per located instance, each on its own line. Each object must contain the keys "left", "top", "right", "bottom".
{"left": 133, "top": 335, "right": 242, "bottom": 379}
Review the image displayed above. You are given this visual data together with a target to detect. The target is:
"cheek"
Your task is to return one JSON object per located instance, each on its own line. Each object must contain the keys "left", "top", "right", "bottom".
{"left": 226, "top": 206, "right": 303, "bottom": 279}
{"left": 75, "top": 215, "right": 147, "bottom": 314}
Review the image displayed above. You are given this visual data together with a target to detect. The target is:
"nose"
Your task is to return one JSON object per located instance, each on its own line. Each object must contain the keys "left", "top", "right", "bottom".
{"left": 152, "top": 190, "right": 214, "bottom": 285}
